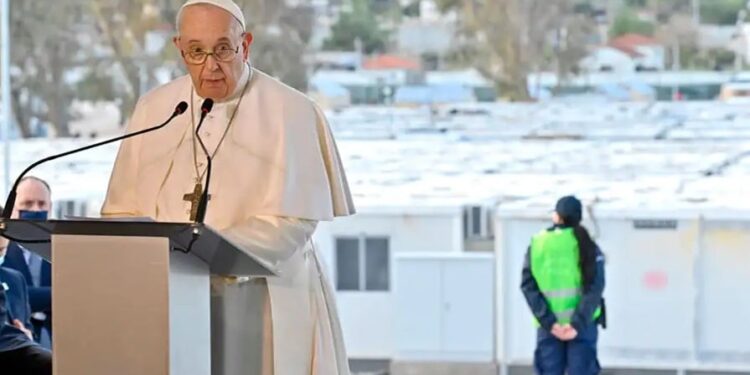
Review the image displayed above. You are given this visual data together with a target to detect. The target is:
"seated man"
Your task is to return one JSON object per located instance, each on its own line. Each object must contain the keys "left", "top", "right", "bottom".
{"left": 4, "top": 176, "right": 53, "bottom": 347}
{"left": 0, "top": 235, "right": 52, "bottom": 374}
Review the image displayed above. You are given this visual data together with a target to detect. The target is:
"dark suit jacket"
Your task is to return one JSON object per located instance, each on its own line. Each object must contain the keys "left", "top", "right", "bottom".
{"left": 3, "top": 242, "right": 52, "bottom": 348}
{"left": 0, "top": 266, "right": 36, "bottom": 352}
{"left": 3, "top": 242, "right": 51, "bottom": 313}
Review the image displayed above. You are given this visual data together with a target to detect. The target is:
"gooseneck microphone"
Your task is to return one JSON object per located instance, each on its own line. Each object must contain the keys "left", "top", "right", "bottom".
{"left": 1, "top": 101, "right": 189, "bottom": 219}
{"left": 193, "top": 98, "right": 214, "bottom": 224}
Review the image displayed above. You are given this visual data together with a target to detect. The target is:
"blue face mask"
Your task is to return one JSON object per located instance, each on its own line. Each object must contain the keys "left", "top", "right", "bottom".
{"left": 19, "top": 210, "right": 48, "bottom": 220}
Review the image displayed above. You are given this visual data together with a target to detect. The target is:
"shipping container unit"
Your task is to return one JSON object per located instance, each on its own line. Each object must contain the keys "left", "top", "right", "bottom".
{"left": 495, "top": 198, "right": 750, "bottom": 375}
{"left": 314, "top": 201, "right": 498, "bottom": 374}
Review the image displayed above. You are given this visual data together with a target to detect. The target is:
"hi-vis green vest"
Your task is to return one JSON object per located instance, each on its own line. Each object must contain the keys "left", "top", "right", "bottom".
{"left": 530, "top": 227, "right": 601, "bottom": 326}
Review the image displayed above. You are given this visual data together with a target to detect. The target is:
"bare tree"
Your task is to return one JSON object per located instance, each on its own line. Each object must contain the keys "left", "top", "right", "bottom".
{"left": 438, "top": 0, "right": 592, "bottom": 101}
{"left": 89, "top": 0, "right": 179, "bottom": 123}
{"left": 656, "top": 13, "right": 699, "bottom": 68}
{"left": 89, "top": 0, "right": 314, "bottom": 122}
{"left": 7, "top": 0, "right": 315, "bottom": 137}
{"left": 237, "top": 0, "right": 314, "bottom": 90}
{"left": 556, "top": 13, "right": 598, "bottom": 82}
{"left": 9, "top": 0, "right": 88, "bottom": 137}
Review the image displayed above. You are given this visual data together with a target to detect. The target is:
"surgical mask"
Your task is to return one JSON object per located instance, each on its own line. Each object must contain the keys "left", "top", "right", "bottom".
{"left": 19, "top": 210, "right": 48, "bottom": 220}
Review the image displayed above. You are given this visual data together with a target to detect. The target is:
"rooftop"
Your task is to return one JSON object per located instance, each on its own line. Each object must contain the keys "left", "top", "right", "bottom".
{"left": 609, "top": 33, "right": 661, "bottom": 57}
{"left": 5, "top": 100, "right": 750, "bottom": 218}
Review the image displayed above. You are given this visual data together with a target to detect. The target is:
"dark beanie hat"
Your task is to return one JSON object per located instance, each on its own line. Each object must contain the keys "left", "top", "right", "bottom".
{"left": 555, "top": 195, "right": 582, "bottom": 225}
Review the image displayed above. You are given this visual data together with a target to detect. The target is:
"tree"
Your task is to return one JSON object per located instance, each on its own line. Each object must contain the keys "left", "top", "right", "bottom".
{"left": 87, "top": 0, "right": 315, "bottom": 123}
{"left": 5, "top": 0, "right": 315, "bottom": 137}
{"left": 625, "top": 0, "right": 648, "bottom": 7}
{"left": 89, "top": 0, "right": 173, "bottom": 127}
{"left": 402, "top": 1, "right": 421, "bottom": 17}
{"left": 700, "top": 0, "right": 746, "bottom": 25}
{"left": 238, "top": 0, "right": 315, "bottom": 91}
{"left": 556, "top": 13, "right": 597, "bottom": 82}
{"left": 9, "top": 0, "right": 90, "bottom": 137}
{"left": 656, "top": 13, "right": 699, "bottom": 68}
{"left": 323, "top": 0, "right": 388, "bottom": 53}
{"left": 438, "top": 0, "right": 592, "bottom": 101}
{"left": 610, "top": 8, "right": 656, "bottom": 37}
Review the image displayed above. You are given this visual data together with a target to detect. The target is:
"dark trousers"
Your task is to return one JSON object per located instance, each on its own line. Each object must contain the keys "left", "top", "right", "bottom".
{"left": 534, "top": 324, "right": 600, "bottom": 375}
{"left": 31, "top": 317, "right": 52, "bottom": 350}
{"left": 0, "top": 345, "right": 52, "bottom": 375}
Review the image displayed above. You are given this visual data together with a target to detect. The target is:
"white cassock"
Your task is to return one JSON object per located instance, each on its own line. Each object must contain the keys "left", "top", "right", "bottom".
{"left": 101, "top": 64, "right": 355, "bottom": 375}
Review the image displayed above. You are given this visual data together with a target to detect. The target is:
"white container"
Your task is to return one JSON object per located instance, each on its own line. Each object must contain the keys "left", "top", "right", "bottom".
{"left": 495, "top": 206, "right": 750, "bottom": 373}
{"left": 394, "top": 253, "right": 495, "bottom": 362}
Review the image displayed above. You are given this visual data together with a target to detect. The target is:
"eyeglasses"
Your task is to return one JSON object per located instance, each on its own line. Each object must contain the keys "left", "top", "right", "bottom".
{"left": 182, "top": 44, "right": 240, "bottom": 65}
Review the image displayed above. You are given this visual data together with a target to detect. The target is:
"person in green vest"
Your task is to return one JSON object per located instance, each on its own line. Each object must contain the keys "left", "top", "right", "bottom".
{"left": 521, "top": 195, "right": 606, "bottom": 375}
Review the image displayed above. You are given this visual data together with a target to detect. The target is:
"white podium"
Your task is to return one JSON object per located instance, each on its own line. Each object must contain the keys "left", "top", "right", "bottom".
{"left": 1, "top": 219, "right": 273, "bottom": 375}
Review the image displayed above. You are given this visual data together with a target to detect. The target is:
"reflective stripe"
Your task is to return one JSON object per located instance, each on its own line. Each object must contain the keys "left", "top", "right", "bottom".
{"left": 530, "top": 228, "right": 588, "bottom": 326}
{"left": 542, "top": 287, "right": 581, "bottom": 299}
{"left": 555, "top": 309, "right": 575, "bottom": 322}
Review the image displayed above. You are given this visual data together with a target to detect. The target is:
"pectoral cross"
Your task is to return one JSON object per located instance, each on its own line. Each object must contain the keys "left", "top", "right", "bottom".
{"left": 183, "top": 183, "right": 211, "bottom": 221}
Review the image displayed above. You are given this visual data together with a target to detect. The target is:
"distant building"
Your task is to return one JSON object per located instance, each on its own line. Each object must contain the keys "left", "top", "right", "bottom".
{"left": 726, "top": 23, "right": 750, "bottom": 66}
{"left": 363, "top": 54, "right": 422, "bottom": 71}
{"left": 309, "top": 64, "right": 499, "bottom": 105}
{"left": 698, "top": 25, "right": 737, "bottom": 50}
{"left": 396, "top": 18, "right": 456, "bottom": 57}
{"left": 309, "top": 70, "right": 382, "bottom": 105}
{"left": 580, "top": 33, "right": 666, "bottom": 74}
{"left": 394, "top": 84, "right": 475, "bottom": 106}
{"left": 426, "top": 69, "right": 497, "bottom": 102}
{"left": 310, "top": 51, "right": 363, "bottom": 71}
{"left": 395, "top": 0, "right": 457, "bottom": 67}
{"left": 579, "top": 47, "right": 637, "bottom": 73}
{"left": 608, "top": 33, "right": 666, "bottom": 71}
{"left": 595, "top": 81, "right": 656, "bottom": 102}
{"left": 528, "top": 70, "right": 735, "bottom": 101}
{"left": 310, "top": 54, "right": 429, "bottom": 105}
{"left": 308, "top": 81, "right": 352, "bottom": 109}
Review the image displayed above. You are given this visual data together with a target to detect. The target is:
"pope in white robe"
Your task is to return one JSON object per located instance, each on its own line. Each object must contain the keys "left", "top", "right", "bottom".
{"left": 100, "top": 1, "right": 355, "bottom": 374}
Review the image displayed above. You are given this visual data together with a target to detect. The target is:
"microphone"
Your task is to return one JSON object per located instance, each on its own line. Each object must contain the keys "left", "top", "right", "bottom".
{"left": 193, "top": 98, "right": 214, "bottom": 223}
{"left": 1, "top": 101, "right": 189, "bottom": 219}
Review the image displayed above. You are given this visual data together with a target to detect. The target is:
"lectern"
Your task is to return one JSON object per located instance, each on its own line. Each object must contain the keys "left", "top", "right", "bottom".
{"left": 0, "top": 218, "right": 273, "bottom": 375}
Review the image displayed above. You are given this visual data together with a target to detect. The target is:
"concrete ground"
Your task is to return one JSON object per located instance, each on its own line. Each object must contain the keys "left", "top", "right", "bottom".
{"left": 351, "top": 360, "right": 748, "bottom": 375}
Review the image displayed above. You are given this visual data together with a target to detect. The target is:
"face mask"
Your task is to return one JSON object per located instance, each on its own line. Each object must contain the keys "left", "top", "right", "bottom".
{"left": 19, "top": 210, "right": 48, "bottom": 220}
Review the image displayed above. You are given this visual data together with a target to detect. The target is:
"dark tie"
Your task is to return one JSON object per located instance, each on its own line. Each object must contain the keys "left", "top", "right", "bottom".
{"left": 27, "top": 252, "right": 42, "bottom": 287}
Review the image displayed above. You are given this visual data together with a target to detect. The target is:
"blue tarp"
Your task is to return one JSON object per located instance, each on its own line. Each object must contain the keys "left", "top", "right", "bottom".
{"left": 312, "top": 81, "right": 349, "bottom": 97}
{"left": 595, "top": 81, "right": 656, "bottom": 100}
{"left": 628, "top": 80, "right": 657, "bottom": 97}
{"left": 394, "top": 84, "right": 475, "bottom": 104}
{"left": 596, "top": 83, "right": 631, "bottom": 100}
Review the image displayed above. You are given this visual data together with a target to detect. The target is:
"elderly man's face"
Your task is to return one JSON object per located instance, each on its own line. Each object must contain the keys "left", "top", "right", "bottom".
{"left": 12, "top": 179, "right": 51, "bottom": 219}
{"left": 174, "top": 4, "right": 253, "bottom": 101}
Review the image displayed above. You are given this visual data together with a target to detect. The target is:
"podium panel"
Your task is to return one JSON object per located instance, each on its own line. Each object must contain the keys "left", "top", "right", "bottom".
{"left": 0, "top": 219, "right": 271, "bottom": 375}
{"left": 170, "top": 251, "right": 211, "bottom": 375}
{"left": 52, "top": 235, "right": 211, "bottom": 375}
{"left": 53, "top": 235, "right": 171, "bottom": 374}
